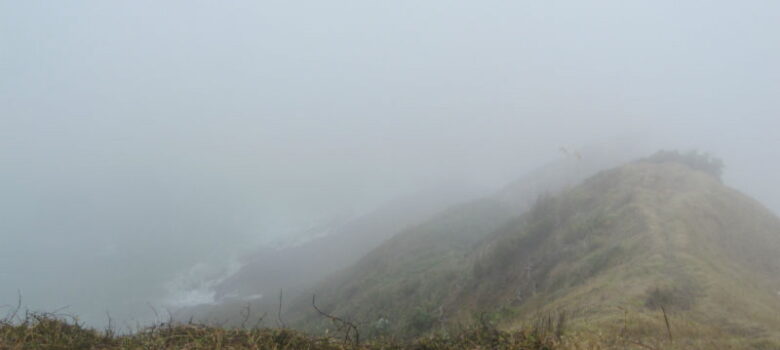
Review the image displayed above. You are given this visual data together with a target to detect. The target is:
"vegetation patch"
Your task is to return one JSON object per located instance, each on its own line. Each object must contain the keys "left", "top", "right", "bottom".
{"left": 0, "top": 312, "right": 559, "bottom": 350}
{"left": 639, "top": 150, "right": 724, "bottom": 180}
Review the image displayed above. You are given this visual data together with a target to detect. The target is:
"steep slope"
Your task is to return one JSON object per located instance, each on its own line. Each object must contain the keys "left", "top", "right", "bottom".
{"left": 177, "top": 142, "right": 643, "bottom": 324}
{"left": 290, "top": 157, "right": 780, "bottom": 348}
{"left": 464, "top": 161, "right": 780, "bottom": 340}
{"left": 214, "top": 186, "right": 483, "bottom": 302}
{"left": 171, "top": 187, "right": 481, "bottom": 323}
{"left": 285, "top": 197, "right": 518, "bottom": 336}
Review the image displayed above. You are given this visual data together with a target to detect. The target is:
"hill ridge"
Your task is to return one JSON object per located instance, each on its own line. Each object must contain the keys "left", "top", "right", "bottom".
{"left": 288, "top": 158, "right": 780, "bottom": 348}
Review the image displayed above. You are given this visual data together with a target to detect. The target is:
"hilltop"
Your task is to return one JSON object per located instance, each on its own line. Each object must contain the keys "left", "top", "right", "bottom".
{"left": 287, "top": 153, "right": 780, "bottom": 349}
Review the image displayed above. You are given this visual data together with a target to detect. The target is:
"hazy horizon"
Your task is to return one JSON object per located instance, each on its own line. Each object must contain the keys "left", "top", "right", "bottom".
{"left": 2, "top": 0, "right": 779, "bottom": 328}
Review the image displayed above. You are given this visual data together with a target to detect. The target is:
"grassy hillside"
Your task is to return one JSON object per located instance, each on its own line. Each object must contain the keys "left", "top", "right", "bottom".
{"left": 289, "top": 156, "right": 780, "bottom": 349}
{"left": 7, "top": 153, "right": 780, "bottom": 349}
{"left": 285, "top": 198, "right": 518, "bottom": 338}
{"left": 174, "top": 187, "right": 480, "bottom": 327}
{"left": 175, "top": 144, "right": 640, "bottom": 329}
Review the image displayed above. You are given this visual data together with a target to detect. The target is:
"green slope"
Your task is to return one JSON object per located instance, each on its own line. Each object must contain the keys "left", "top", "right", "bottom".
{"left": 286, "top": 197, "right": 517, "bottom": 337}
{"left": 289, "top": 156, "right": 780, "bottom": 348}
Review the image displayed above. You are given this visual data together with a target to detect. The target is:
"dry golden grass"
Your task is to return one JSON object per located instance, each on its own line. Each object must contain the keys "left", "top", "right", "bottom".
{"left": 0, "top": 311, "right": 559, "bottom": 350}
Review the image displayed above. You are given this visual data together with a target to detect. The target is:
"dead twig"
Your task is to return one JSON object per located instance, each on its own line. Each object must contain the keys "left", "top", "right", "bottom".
{"left": 312, "top": 294, "right": 359, "bottom": 347}
{"left": 5, "top": 290, "right": 23, "bottom": 323}
{"left": 660, "top": 305, "right": 672, "bottom": 342}
{"left": 240, "top": 302, "right": 251, "bottom": 329}
{"left": 277, "top": 289, "right": 286, "bottom": 328}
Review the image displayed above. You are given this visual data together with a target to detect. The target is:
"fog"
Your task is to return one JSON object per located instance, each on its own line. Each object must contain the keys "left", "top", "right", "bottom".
{"left": 1, "top": 0, "right": 779, "bottom": 328}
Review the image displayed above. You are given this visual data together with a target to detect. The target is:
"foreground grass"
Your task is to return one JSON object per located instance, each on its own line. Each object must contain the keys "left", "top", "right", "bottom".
{"left": 5, "top": 310, "right": 779, "bottom": 349}
{"left": 0, "top": 312, "right": 557, "bottom": 350}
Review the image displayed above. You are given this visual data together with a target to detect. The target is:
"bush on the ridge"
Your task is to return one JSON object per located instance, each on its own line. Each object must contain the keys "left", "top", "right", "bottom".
{"left": 641, "top": 150, "right": 724, "bottom": 179}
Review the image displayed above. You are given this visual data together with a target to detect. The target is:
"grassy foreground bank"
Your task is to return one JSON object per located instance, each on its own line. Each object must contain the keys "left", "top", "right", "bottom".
{"left": 0, "top": 311, "right": 557, "bottom": 350}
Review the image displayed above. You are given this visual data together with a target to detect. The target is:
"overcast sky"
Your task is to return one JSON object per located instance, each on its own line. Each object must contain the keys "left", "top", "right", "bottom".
{"left": 1, "top": 0, "right": 779, "bottom": 328}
